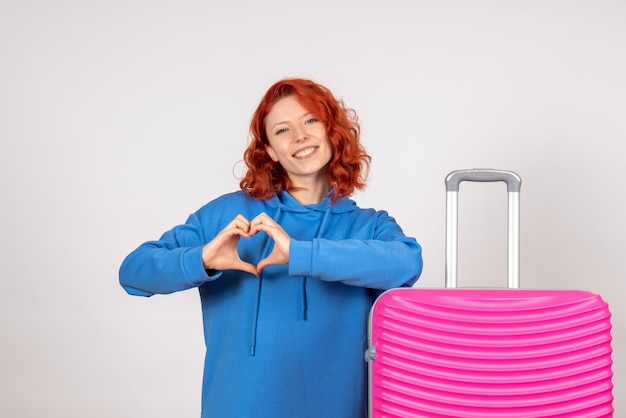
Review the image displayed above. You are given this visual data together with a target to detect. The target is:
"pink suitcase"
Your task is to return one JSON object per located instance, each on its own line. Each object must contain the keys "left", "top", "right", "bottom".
{"left": 366, "top": 169, "right": 614, "bottom": 417}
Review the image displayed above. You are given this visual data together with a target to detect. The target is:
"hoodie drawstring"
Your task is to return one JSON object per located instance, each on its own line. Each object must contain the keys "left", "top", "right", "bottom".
{"left": 300, "top": 207, "right": 332, "bottom": 321}
{"left": 300, "top": 277, "right": 307, "bottom": 320}
{"left": 250, "top": 207, "right": 283, "bottom": 356}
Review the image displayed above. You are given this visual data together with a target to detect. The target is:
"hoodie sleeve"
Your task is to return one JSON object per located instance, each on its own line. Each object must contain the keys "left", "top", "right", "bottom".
{"left": 119, "top": 212, "right": 220, "bottom": 297}
{"left": 289, "top": 210, "right": 423, "bottom": 290}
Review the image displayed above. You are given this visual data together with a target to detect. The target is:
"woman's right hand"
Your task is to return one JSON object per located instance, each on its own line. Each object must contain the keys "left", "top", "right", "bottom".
{"left": 201, "top": 215, "right": 259, "bottom": 276}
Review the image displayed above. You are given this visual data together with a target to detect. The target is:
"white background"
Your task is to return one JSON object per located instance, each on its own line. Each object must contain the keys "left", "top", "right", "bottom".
{"left": 1, "top": 0, "right": 624, "bottom": 416}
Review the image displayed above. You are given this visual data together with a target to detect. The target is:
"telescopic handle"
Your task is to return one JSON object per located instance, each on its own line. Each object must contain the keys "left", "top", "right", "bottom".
{"left": 445, "top": 169, "right": 521, "bottom": 289}
{"left": 445, "top": 169, "right": 522, "bottom": 192}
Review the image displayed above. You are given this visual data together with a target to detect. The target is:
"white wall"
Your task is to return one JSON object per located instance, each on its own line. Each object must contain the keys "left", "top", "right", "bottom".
{"left": 1, "top": 0, "right": 624, "bottom": 416}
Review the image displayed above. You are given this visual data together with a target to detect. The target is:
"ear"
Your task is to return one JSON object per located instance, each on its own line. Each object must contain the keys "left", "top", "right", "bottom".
{"left": 265, "top": 145, "right": 279, "bottom": 162}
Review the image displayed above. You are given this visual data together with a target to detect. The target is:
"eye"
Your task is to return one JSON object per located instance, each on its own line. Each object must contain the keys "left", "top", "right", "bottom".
{"left": 305, "top": 118, "right": 318, "bottom": 124}
{"left": 275, "top": 127, "right": 288, "bottom": 135}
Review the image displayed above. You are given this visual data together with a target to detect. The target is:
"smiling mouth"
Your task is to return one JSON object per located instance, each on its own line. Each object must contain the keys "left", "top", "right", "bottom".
{"left": 293, "top": 146, "right": 317, "bottom": 158}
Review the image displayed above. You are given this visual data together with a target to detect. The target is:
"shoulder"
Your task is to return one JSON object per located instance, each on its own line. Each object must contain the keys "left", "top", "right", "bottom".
{"left": 352, "top": 207, "right": 395, "bottom": 227}
{"left": 336, "top": 200, "right": 398, "bottom": 231}
{"left": 206, "top": 190, "right": 251, "bottom": 206}
{"left": 339, "top": 197, "right": 390, "bottom": 220}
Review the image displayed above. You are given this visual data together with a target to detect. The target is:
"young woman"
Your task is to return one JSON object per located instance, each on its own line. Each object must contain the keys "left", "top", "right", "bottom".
{"left": 119, "top": 78, "right": 423, "bottom": 417}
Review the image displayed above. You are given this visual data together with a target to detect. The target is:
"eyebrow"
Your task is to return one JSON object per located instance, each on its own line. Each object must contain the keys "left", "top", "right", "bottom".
{"left": 269, "top": 112, "right": 313, "bottom": 130}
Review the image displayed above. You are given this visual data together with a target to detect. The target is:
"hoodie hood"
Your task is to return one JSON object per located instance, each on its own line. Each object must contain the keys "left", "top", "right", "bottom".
{"left": 266, "top": 189, "right": 359, "bottom": 214}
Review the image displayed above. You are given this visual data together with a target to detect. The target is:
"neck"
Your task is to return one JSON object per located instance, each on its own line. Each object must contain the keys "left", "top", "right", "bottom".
{"left": 289, "top": 180, "right": 331, "bottom": 205}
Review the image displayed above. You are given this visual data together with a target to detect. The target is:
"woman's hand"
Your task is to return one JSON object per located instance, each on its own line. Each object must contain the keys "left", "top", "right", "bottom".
{"left": 201, "top": 215, "right": 259, "bottom": 276}
{"left": 249, "top": 212, "right": 291, "bottom": 272}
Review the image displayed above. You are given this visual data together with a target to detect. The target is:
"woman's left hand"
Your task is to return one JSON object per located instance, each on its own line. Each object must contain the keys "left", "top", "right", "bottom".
{"left": 250, "top": 212, "right": 291, "bottom": 272}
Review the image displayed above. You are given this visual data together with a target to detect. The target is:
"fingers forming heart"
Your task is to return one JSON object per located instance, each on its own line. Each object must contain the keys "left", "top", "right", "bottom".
{"left": 249, "top": 213, "right": 291, "bottom": 272}
{"left": 203, "top": 213, "right": 292, "bottom": 275}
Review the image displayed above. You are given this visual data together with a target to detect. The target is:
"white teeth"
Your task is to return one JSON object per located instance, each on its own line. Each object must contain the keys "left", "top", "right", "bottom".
{"left": 294, "top": 147, "right": 316, "bottom": 158}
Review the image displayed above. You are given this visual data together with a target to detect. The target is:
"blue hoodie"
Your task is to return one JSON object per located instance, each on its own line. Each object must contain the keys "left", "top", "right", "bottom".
{"left": 119, "top": 190, "right": 422, "bottom": 418}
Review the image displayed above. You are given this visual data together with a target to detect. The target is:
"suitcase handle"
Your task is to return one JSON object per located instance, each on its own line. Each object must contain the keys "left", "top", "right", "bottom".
{"left": 445, "top": 169, "right": 521, "bottom": 192}
{"left": 445, "top": 169, "right": 521, "bottom": 289}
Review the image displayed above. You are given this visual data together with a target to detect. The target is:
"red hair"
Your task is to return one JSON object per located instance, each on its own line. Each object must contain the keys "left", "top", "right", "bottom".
{"left": 240, "top": 78, "right": 370, "bottom": 203}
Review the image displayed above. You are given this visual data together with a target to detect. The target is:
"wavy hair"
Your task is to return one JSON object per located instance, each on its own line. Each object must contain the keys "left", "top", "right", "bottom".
{"left": 240, "top": 78, "right": 370, "bottom": 203}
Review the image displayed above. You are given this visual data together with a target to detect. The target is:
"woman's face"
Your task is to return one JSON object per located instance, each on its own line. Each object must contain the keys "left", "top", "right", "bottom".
{"left": 264, "top": 95, "right": 332, "bottom": 187}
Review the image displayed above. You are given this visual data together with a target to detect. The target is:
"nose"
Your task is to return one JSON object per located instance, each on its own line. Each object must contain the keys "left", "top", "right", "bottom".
{"left": 294, "top": 126, "right": 308, "bottom": 142}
